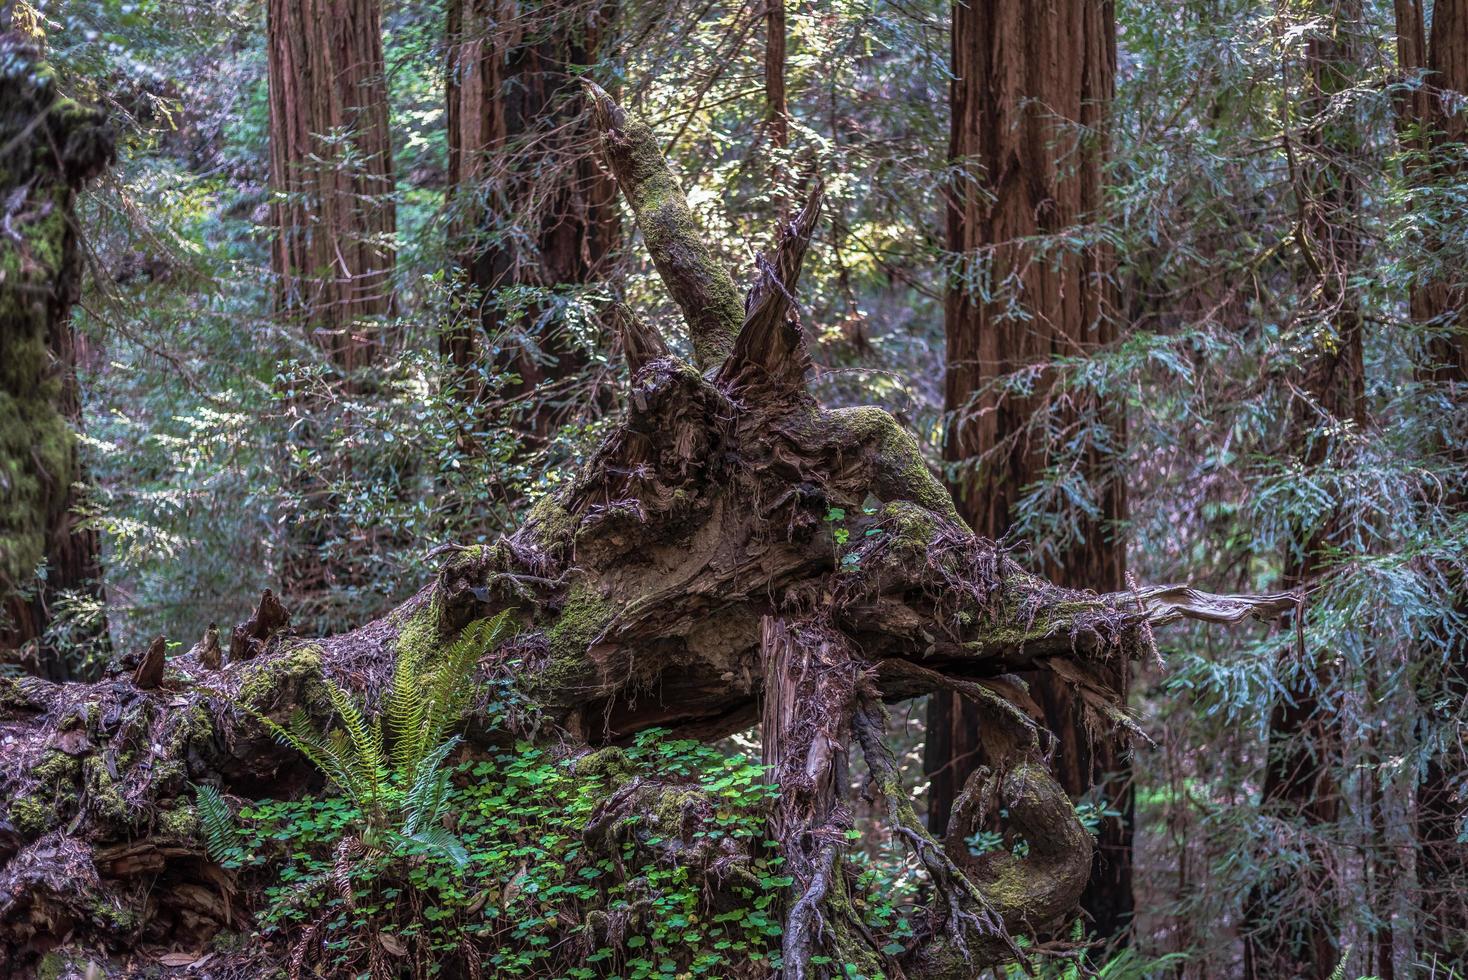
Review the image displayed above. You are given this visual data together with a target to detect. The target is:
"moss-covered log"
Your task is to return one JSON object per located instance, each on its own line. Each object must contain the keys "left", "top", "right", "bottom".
{"left": 0, "top": 86, "right": 1293, "bottom": 977}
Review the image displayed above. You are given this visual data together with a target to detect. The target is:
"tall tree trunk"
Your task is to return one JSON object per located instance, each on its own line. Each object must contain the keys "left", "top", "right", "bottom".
{"left": 0, "top": 84, "right": 1295, "bottom": 979}
{"left": 444, "top": 0, "right": 618, "bottom": 433}
{"left": 1243, "top": 8, "right": 1367, "bottom": 977}
{"left": 764, "top": 0, "right": 788, "bottom": 150}
{"left": 266, "top": 0, "right": 396, "bottom": 367}
{"left": 1392, "top": 0, "right": 1468, "bottom": 967}
{"left": 266, "top": 0, "right": 396, "bottom": 621}
{"left": 930, "top": 0, "right": 1133, "bottom": 944}
{"left": 0, "top": 32, "right": 114, "bottom": 681}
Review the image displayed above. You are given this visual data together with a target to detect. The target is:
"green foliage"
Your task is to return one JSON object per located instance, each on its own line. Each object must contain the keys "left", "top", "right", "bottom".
{"left": 24, "top": 0, "right": 1466, "bottom": 974}
{"left": 992, "top": 921, "right": 1194, "bottom": 979}
{"left": 1074, "top": 798, "right": 1121, "bottom": 839}
{"left": 1089, "top": 948, "right": 1190, "bottom": 980}
{"left": 388, "top": 613, "right": 514, "bottom": 783}
{"left": 194, "top": 782, "right": 242, "bottom": 867}
{"left": 229, "top": 730, "right": 798, "bottom": 978}
{"left": 247, "top": 611, "right": 514, "bottom": 865}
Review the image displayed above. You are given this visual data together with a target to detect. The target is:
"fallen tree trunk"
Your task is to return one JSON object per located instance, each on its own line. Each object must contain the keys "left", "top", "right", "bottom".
{"left": 0, "top": 72, "right": 1294, "bottom": 977}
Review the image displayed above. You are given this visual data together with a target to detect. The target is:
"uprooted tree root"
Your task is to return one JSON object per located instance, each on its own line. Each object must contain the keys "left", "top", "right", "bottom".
{"left": 0, "top": 65, "right": 1294, "bottom": 978}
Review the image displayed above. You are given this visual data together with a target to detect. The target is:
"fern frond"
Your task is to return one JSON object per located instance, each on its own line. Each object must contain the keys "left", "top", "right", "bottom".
{"left": 260, "top": 708, "right": 365, "bottom": 805}
{"left": 324, "top": 681, "right": 386, "bottom": 809}
{"left": 421, "top": 611, "right": 515, "bottom": 753}
{"left": 401, "top": 734, "right": 461, "bottom": 836}
{"left": 260, "top": 709, "right": 336, "bottom": 775}
{"left": 386, "top": 638, "right": 428, "bottom": 780}
{"left": 291, "top": 713, "right": 363, "bottom": 796}
{"left": 389, "top": 825, "right": 470, "bottom": 869}
{"left": 1096, "top": 948, "right": 1191, "bottom": 980}
{"left": 193, "top": 783, "right": 239, "bottom": 863}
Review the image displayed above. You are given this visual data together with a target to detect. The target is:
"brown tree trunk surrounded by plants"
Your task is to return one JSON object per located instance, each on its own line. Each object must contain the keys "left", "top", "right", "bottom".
{"left": 0, "top": 82, "right": 1297, "bottom": 978}
{"left": 444, "top": 0, "right": 619, "bottom": 434}
{"left": 929, "top": 0, "right": 1134, "bottom": 945}
{"left": 0, "top": 33, "right": 115, "bottom": 682}
{"left": 1242, "top": 10, "right": 1367, "bottom": 977}
{"left": 1392, "top": 0, "right": 1468, "bottom": 967}
{"left": 266, "top": 0, "right": 396, "bottom": 367}
{"left": 266, "top": 0, "right": 397, "bottom": 621}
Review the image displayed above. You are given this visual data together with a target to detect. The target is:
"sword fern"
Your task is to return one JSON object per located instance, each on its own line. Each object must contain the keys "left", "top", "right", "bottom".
{"left": 247, "top": 610, "right": 514, "bottom": 867}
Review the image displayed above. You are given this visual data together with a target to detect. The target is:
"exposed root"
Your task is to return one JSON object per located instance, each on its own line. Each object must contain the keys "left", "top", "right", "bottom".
{"left": 782, "top": 841, "right": 839, "bottom": 980}
{"left": 852, "top": 693, "right": 1028, "bottom": 974}
{"left": 584, "top": 81, "right": 744, "bottom": 369}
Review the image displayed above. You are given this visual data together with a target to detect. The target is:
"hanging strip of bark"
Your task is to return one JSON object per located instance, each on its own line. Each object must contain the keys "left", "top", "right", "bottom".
{"left": 758, "top": 616, "right": 875, "bottom": 979}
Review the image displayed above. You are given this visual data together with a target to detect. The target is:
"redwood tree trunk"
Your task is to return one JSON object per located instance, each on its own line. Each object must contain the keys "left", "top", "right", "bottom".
{"left": 445, "top": 0, "right": 619, "bottom": 430}
{"left": 931, "top": 0, "right": 1133, "bottom": 944}
{"left": 1392, "top": 0, "right": 1468, "bottom": 967}
{"left": 0, "top": 319, "right": 111, "bottom": 682}
{"left": 0, "top": 33, "right": 114, "bottom": 681}
{"left": 764, "top": 0, "right": 789, "bottom": 150}
{"left": 266, "top": 0, "right": 397, "bottom": 618}
{"left": 266, "top": 0, "right": 396, "bottom": 366}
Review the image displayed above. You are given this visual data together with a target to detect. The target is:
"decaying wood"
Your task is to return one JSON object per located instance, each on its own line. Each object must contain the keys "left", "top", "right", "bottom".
{"left": 228, "top": 590, "right": 291, "bottom": 663}
{"left": 130, "top": 636, "right": 166, "bottom": 690}
{"left": 196, "top": 624, "right": 222, "bottom": 671}
{"left": 0, "top": 82, "right": 1296, "bottom": 976}
{"left": 721, "top": 182, "right": 822, "bottom": 393}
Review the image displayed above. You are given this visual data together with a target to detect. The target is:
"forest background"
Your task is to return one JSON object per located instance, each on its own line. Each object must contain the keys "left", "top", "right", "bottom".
{"left": 2, "top": 0, "right": 1466, "bottom": 977}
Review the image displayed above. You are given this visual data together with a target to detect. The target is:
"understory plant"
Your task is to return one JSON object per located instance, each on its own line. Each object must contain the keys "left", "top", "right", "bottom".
{"left": 213, "top": 730, "right": 822, "bottom": 978}
{"left": 196, "top": 612, "right": 515, "bottom": 968}
{"left": 195, "top": 612, "right": 900, "bottom": 978}
{"left": 266, "top": 610, "right": 516, "bottom": 865}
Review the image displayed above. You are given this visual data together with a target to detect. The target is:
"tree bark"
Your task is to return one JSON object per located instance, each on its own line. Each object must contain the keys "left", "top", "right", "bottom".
{"left": 0, "top": 86, "right": 1295, "bottom": 977}
{"left": 0, "top": 33, "right": 115, "bottom": 681}
{"left": 444, "top": 0, "right": 619, "bottom": 431}
{"left": 266, "top": 0, "right": 397, "bottom": 623}
{"left": 931, "top": 0, "right": 1133, "bottom": 944}
{"left": 1242, "top": 8, "right": 1367, "bottom": 977}
{"left": 266, "top": 0, "right": 396, "bottom": 367}
{"left": 764, "top": 0, "right": 789, "bottom": 150}
{"left": 1392, "top": 0, "right": 1468, "bottom": 967}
